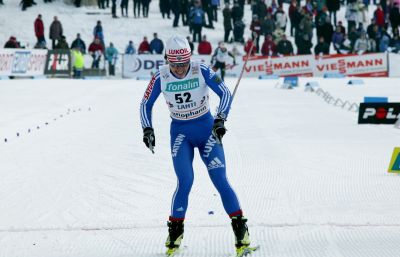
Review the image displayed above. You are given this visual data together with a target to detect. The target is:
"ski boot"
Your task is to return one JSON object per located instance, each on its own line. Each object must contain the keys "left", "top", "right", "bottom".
{"left": 165, "top": 220, "right": 184, "bottom": 256}
{"left": 231, "top": 216, "right": 258, "bottom": 257}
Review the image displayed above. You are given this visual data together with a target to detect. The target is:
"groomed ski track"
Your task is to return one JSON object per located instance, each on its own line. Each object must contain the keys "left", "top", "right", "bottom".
{"left": 0, "top": 78, "right": 400, "bottom": 257}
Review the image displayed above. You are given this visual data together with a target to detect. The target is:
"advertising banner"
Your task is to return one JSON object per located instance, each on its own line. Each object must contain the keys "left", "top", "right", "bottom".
{"left": 122, "top": 55, "right": 213, "bottom": 78}
{"left": 122, "top": 54, "right": 315, "bottom": 78}
{"left": 388, "top": 53, "right": 400, "bottom": 77}
{"left": 0, "top": 49, "right": 47, "bottom": 76}
{"left": 122, "top": 53, "right": 389, "bottom": 78}
{"left": 44, "top": 50, "right": 71, "bottom": 76}
{"left": 123, "top": 55, "right": 166, "bottom": 78}
{"left": 314, "top": 53, "right": 388, "bottom": 77}
{"left": 242, "top": 55, "right": 315, "bottom": 77}
{"left": 358, "top": 102, "right": 400, "bottom": 124}
{"left": 388, "top": 147, "right": 400, "bottom": 173}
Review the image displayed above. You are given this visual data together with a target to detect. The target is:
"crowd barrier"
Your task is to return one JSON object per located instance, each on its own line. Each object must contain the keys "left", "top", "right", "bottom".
{"left": 1, "top": 49, "right": 400, "bottom": 78}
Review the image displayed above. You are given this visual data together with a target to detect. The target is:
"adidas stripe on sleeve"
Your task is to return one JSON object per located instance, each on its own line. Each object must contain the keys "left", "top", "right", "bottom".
{"left": 200, "top": 63, "right": 232, "bottom": 119}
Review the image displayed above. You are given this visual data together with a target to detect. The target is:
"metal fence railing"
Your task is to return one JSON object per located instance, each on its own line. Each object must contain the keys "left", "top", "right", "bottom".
{"left": 314, "top": 88, "right": 359, "bottom": 112}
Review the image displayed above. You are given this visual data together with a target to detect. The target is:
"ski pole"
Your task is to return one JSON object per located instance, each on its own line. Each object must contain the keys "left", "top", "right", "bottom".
{"left": 149, "top": 143, "right": 154, "bottom": 154}
{"left": 213, "top": 36, "right": 257, "bottom": 145}
{"left": 148, "top": 135, "right": 155, "bottom": 154}
{"left": 232, "top": 33, "right": 258, "bottom": 100}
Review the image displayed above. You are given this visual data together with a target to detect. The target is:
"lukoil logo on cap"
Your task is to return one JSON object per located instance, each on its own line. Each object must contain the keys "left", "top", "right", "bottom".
{"left": 168, "top": 49, "right": 189, "bottom": 55}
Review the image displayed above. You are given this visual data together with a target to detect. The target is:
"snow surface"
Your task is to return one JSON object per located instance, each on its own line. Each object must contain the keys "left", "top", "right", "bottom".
{"left": 0, "top": 77, "right": 400, "bottom": 257}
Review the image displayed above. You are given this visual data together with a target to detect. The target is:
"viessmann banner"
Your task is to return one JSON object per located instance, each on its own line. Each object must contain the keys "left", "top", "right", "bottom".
{"left": 0, "top": 49, "right": 47, "bottom": 76}
{"left": 240, "top": 54, "right": 315, "bottom": 77}
{"left": 313, "top": 53, "right": 388, "bottom": 77}
{"left": 122, "top": 53, "right": 388, "bottom": 78}
{"left": 239, "top": 53, "right": 388, "bottom": 77}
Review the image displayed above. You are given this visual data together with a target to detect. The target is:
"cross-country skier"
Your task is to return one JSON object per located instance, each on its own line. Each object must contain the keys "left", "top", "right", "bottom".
{"left": 211, "top": 41, "right": 236, "bottom": 81}
{"left": 139, "top": 35, "right": 254, "bottom": 256}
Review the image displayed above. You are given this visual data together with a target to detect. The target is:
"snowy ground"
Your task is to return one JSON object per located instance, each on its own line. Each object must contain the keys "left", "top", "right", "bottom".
{"left": 1, "top": 2, "right": 400, "bottom": 256}
{"left": 0, "top": 77, "right": 399, "bottom": 257}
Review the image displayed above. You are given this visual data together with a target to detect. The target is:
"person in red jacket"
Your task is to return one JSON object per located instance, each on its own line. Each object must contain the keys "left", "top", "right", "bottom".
{"left": 197, "top": 35, "right": 212, "bottom": 54}
{"left": 88, "top": 37, "right": 104, "bottom": 68}
{"left": 374, "top": 5, "right": 385, "bottom": 28}
{"left": 138, "top": 36, "right": 151, "bottom": 54}
{"left": 34, "top": 14, "right": 45, "bottom": 45}
{"left": 244, "top": 38, "right": 256, "bottom": 56}
{"left": 261, "top": 34, "right": 277, "bottom": 56}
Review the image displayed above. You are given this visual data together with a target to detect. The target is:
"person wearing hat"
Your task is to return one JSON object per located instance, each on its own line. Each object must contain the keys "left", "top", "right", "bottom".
{"left": 211, "top": 41, "right": 236, "bottom": 81}
{"left": 139, "top": 35, "right": 253, "bottom": 256}
{"left": 4, "top": 36, "right": 20, "bottom": 48}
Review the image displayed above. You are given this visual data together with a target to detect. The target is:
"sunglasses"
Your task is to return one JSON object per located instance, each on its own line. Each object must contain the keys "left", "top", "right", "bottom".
{"left": 169, "top": 62, "right": 190, "bottom": 68}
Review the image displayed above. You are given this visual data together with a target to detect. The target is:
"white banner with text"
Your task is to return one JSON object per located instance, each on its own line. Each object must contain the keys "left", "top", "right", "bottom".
{"left": 0, "top": 49, "right": 47, "bottom": 76}
{"left": 122, "top": 53, "right": 389, "bottom": 78}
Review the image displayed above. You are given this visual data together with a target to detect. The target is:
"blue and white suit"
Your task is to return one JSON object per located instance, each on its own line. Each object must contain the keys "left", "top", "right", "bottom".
{"left": 140, "top": 61, "right": 242, "bottom": 219}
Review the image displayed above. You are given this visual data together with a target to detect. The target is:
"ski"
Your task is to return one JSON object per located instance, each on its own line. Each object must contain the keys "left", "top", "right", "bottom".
{"left": 232, "top": 245, "right": 260, "bottom": 257}
{"left": 165, "top": 247, "right": 181, "bottom": 257}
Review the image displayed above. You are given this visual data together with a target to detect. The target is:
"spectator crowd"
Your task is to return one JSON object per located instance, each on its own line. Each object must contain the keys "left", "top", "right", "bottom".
{"left": 3, "top": 0, "right": 400, "bottom": 77}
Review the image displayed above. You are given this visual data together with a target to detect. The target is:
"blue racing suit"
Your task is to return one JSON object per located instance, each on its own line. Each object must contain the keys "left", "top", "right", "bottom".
{"left": 140, "top": 61, "right": 242, "bottom": 220}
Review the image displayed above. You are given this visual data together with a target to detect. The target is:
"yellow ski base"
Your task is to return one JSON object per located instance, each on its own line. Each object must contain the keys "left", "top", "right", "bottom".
{"left": 234, "top": 245, "right": 260, "bottom": 257}
{"left": 166, "top": 247, "right": 180, "bottom": 257}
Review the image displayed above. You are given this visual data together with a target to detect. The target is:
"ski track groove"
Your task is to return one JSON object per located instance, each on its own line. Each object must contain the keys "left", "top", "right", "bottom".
{"left": 3, "top": 222, "right": 400, "bottom": 233}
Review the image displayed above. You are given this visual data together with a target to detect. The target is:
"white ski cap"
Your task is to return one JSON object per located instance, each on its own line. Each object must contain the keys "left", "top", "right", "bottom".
{"left": 165, "top": 35, "right": 191, "bottom": 63}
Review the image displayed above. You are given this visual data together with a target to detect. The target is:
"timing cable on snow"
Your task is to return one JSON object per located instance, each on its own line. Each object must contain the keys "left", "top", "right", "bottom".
{"left": 2, "top": 107, "right": 92, "bottom": 144}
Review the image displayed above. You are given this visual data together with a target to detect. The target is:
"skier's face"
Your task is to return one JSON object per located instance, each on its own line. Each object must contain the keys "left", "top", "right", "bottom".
{"left": 170, "top": 61, "right": 190, "bottom": 79}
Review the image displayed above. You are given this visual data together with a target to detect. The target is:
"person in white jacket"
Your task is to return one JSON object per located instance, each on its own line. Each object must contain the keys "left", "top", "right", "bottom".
{"left": 353, "top": 31, "right": 370, "bottom": 54}
{"left": 274, "top": 6, "right": 287, "bottom": 31}
{"left": 345, "top": 2, "right": 359, "bottom": 32}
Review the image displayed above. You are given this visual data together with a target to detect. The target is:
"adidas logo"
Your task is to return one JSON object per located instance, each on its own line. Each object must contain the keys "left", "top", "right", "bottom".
{"left": 207, "top": 157, "right": 225, "bottom": 170}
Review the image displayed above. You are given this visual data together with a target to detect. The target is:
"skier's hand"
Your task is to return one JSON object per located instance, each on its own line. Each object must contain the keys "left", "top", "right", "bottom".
{"left": 143, "top": 127, "right": 155, "bottom": 153}
{"left": 212, "top": 118, "right": 226, "bottom": 144}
